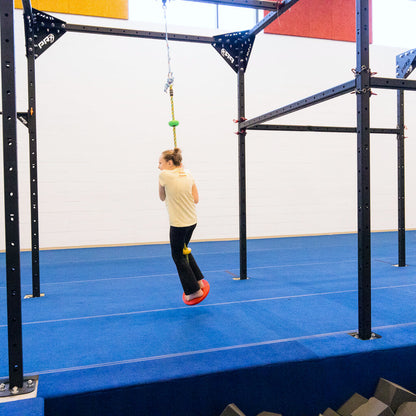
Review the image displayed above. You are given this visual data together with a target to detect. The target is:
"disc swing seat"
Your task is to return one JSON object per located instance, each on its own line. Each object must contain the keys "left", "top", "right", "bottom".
{"left": 182, "top": 280, "right": 210, "bottom": 306}
{"left": 162, "top": 0, "right": 209, "bottom": 306}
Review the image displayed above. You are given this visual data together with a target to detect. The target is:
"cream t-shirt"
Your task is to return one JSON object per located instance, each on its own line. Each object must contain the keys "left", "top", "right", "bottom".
{"left": 159, "top": 168, "right": 197, "bottom": 227}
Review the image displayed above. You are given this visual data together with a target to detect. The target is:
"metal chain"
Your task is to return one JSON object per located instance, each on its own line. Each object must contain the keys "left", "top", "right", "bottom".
{"left": 162, "top": 0, "right": 177, "bottom": 147}
{"left": 162, "top": 1, "right": 174, "bottom": 93}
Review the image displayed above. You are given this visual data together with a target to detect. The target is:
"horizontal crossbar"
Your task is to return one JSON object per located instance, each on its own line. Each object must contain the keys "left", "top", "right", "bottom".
{"left": 64, "top": 23, "right": 215, "bottom": 44}
{"left": 250, "top": 0, "right": 301, "bottom": 36}
{"left": 240, "top": 79, "right": 356, "bottom": 128}
{"left": 240, "top": 76, "right": 416, "bottom": 131}
{"left": 181, "top": 0, "right": 279, "bottom": 10}
{"left": 371, "top": 76, "right": 416, "bottom": 91}
{"left": 247, "top": 124, "right": 400, "bottom": 134}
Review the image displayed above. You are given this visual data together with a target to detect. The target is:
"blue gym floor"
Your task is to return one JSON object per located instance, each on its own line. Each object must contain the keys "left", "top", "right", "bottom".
{"left": 1, "top": 231, "right": 416, "bottom": 416}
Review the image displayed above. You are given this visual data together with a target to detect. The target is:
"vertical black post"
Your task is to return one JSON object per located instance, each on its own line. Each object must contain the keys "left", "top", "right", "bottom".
{"left": 212, "top": 31, "right": 254, "bottom": 280}
{"left": 23, "top": 0, "right": 41, "bottom": 297}
{"left": 238, "top": 61, "right": 247, "bottom": 279}
{"left": 397, "top": 89, "right": 406, "bottom": 267}
{"left": 1, "top": 0, "right": 24, "bottom": 388}
{"left": 356, "top": 0, "right": 372, "bottom": 340}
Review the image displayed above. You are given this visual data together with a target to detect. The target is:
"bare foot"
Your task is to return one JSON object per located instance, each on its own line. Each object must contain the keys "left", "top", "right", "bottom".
{"left": 185, "top": 289, "right": 203, "bottom": 301}
{"left": 198, "top": 280, "right": 205, "bottom": 289}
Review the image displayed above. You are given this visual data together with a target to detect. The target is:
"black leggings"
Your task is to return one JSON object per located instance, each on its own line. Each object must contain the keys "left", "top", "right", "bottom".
{"left": 170, "top": 224, "right": 204, "bottom": 295}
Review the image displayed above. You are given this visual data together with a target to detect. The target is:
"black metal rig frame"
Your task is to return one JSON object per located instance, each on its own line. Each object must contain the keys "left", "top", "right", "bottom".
{"left": 395, "top": 48, "right": 416, "bottom": 268}
{"left": 0, "top": 0, "right": 414, "bottom": 394}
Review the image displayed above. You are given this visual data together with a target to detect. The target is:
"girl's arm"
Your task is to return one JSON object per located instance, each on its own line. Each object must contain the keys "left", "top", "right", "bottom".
{"left": 192, "top": 183, "right": 199, "bottom": 204}
{"left": 159, "top": 184, "right": 166, "bottom": 201}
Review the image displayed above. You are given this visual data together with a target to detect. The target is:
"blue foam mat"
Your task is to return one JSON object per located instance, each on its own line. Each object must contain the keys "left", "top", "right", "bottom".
{"left": 0, "top": 397, "right": 44, "bottom": 416}
{"left": 1, "top": 232, "right": 416, "bottom": 415}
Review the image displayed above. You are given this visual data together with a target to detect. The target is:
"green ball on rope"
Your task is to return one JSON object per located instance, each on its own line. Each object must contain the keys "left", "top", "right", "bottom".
{"left": 169, "top": 120, "right": 179, "bottom": 127}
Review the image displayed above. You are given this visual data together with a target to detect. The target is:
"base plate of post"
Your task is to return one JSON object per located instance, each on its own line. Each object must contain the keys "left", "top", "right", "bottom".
{"left": 348, "top": 332, "right": 382, "bottom": 340}
{"left": 24, "top": 293, "right": 45, "bottom": 299}
{"left": 0, "top": 375, "right": 38, "bottom": 400}
{"left": 226, "top": 270, "right": 250, "bottom": 280}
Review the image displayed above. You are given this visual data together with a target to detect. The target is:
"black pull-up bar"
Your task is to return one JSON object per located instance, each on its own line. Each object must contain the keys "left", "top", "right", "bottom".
{"left": 64, "top": 23, "right": 215, "bottom": 44}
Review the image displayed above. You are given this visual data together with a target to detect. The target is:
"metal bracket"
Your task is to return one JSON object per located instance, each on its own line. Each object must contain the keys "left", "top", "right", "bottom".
{"left": 17, "top": 112, "right": 29, "bottom": 127}
{"left": 396, "top": 49, "right": 416, "bottom": 79}
{"left": 233, "top": 117, "right": 247, "bottom": 134}
{"left": 351, "top": 66, "right": 377, "bottom": 96}
{"left": 352, "top": 88, "right": 375, "bottom": 96}
{"left": 352, "top": 65, "right": 374, "bottom": 76}
{"left": 212, "top": 30, "right": 255, "bottom": 73}
{"left": 24, "top": 8, "right": 66, "bottom": 59}
{"left": 0, "top": 376, "right": 38, "bottom": 399}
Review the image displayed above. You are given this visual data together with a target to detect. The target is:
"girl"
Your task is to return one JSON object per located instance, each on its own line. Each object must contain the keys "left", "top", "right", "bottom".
{"left": 158, "top": 148, "right": 209, "bottom": 305}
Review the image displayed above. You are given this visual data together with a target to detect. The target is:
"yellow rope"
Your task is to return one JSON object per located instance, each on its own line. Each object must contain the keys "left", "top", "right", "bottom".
{"left": 169, "top": 85, "right": 177, "bottom": 148}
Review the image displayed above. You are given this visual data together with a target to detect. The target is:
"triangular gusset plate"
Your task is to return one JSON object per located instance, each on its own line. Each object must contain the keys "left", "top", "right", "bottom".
{"left": 212, "top": 30, "right": 255, "bottom": 73}
{"left": 17, "top": 112, "right": 29, "bottom": 127}
{"left": 26, "top": 8, "right": 67, "bottom": 58}
{"left": 396, "top": 49, "right": 416, "bottom": 79}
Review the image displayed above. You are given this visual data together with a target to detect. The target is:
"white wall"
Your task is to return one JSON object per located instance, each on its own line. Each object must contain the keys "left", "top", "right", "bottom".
{"left": 1, "top": 9, "right": 415, "bottom": 250}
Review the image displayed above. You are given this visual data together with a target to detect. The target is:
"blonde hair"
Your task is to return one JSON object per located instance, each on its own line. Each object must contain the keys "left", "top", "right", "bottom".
{"left": 161, "top": 148, "right": 182, "bottom": 167}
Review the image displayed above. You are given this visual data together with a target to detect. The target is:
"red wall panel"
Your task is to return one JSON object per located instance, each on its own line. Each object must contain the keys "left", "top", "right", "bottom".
{"left": 265, "top": 0, "right": 372, "bottom": 43}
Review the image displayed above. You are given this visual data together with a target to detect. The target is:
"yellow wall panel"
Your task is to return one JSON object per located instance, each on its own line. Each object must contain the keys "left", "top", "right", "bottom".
{"left": 15, "top": 0, "right": 128, "bottom": 20}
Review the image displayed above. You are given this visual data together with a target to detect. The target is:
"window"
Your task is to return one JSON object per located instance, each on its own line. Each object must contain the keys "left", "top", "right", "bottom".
{"left": 373, "top": 0, "right": 416, "bottom": 48}
{"left": 129, "top": 0, "right": 258, "bottom": 31}
{"left": 129, "top": 0, "right": 416, "bottom": 48}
